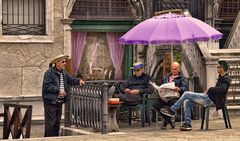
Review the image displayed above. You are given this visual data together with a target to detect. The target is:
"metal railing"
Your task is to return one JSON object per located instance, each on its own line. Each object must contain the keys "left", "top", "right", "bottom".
{"left": 66, "top": 80, "right": 125, "bottom": 134}
{"left": 68, "top": 83, "right": 108, "bottom": 134}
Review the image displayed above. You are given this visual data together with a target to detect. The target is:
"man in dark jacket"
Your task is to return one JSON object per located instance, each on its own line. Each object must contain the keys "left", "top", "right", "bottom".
{"left": 115, "top": 62, "right": 154, "bottom": 106}
{"left": 42, "top": 54, "right": 85, "bottom": 137}
{"left": 153, "top": 62, "right": 189, "bottom": 129}
{"left": 160, "top": 60, "right": 231, "bottom": 131}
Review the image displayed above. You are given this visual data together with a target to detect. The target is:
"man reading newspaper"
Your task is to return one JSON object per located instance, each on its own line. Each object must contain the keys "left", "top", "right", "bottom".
{"left": 151, "top": 82, "right": 180, "bottom": 102}
{"left": 152, "top": 62, "right": 188, "bottom": 129}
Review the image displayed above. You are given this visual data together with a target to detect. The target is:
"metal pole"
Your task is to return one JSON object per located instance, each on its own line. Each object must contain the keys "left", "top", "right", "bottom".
{"left": 101, "top": 82, "right": 108, "bottom": 134}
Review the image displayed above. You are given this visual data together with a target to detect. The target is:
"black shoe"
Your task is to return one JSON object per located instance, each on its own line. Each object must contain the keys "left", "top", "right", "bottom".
{"left": 160, "top": 108, "right": 175, "bottom": 118}
{"left": 179, "top": 123, "right": 192, "bottom": 131}
{"left": 161, "top": 122, "right": 167, "bottom": 130}
{"left": 169, "top": 117, "right": 175, "bottom": 129}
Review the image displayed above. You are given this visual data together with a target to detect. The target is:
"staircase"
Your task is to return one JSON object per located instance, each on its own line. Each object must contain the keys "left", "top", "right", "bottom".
{"left": 227, "top": 59, "right": 240, "bottom": 113}
{"left": 215, "top": 19, "right": 234, "bottom": 48}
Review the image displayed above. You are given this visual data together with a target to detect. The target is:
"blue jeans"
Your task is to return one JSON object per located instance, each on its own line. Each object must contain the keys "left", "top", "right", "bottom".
{"left": 170, "top": 91, "right": 213, "bottom": 125}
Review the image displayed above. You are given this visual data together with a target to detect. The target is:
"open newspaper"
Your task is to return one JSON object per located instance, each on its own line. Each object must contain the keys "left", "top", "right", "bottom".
{"left": 150, "top": 82, "right": 180, "bottom": 102}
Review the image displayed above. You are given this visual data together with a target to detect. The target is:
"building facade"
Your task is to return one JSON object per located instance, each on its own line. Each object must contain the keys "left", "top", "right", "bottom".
{"left": 0, "top": 0, "right": 240, "bottom": 117}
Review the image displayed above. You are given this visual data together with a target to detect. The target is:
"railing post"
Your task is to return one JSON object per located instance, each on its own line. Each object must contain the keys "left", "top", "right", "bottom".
{"left": 101, "top": 82, "right": 108, "bottom": 134}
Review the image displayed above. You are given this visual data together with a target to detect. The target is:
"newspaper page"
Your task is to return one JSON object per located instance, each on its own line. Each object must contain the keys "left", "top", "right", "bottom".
{"left": 150, "top": 82, "right": 180, "bottom": 102}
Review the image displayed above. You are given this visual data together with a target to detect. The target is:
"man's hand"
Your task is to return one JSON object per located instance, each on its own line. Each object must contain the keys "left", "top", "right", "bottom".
{"left": 174, "top": 87, "right": 181, "bottom": 92}
{"left": 124, "top": 88, "right": 131, "bottom": 94}
{"left": 80, "top": 79, "right": 85, "bottom": 86}
{"left": 204, "top": 89, "right": 208, "bottom": 95}
{"left": 59, "top": 91, "right": 67, "bottom": 96}
{"left": 129, "top": 89, "right": 140, "bottom": 95}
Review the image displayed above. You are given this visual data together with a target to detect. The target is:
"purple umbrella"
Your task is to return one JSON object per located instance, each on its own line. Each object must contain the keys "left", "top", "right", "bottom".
{"left": 119, "top": 13, "right": 223, "bottom": 45}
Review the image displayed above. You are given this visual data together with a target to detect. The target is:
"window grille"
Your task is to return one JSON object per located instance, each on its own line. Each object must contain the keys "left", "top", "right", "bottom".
{"left": 220, "top": 0, "right": 240, "bottom": 20}
{"left": 70, "top": 0, "right": 132, "bottom": 20}
{"left": 2, "top": 0, "right": 45, "bottom": 35}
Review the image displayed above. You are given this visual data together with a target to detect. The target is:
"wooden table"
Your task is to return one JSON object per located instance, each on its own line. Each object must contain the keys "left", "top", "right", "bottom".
{"left": 107, "top": 103, "right": 122, "bottom": 132}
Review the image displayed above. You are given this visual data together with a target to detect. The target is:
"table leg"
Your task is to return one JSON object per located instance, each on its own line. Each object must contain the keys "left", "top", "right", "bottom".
{"left": 108, "top": 107, "right": 119, "bottom": 132}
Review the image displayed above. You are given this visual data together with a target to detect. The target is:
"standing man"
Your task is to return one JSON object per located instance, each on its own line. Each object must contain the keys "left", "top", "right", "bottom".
{"left": 115, "top": 62, "right": 154, "bottom": 106}
{"left": 42, "top": 54, "right": 85, "bottom": 137}
{"left": 160, "top": 60, "right": 231, "bottom": 131}
{"left": 153, "top": 62, "right": 188, "bottom": 129}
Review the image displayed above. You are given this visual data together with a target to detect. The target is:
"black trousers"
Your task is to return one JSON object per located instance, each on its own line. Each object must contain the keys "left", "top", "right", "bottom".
{"left": 153, "top": 98, "right": 177, "bottom": 112}
{"left": 44, "top": 102, "right": 63, "bottom": 137}
{"left": 153, "top": 98, "right": 177, "bottom": 123}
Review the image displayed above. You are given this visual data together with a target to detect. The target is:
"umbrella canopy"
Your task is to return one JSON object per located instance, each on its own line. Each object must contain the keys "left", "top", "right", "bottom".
{"left": 119, "top": 13, "right": 223, "bottom": 45}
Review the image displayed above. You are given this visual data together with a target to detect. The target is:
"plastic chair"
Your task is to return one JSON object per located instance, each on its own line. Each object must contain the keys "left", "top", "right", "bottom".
{"left": 201, "top": 104, "right": 231, "bottom": 130}
{"left": 201, "top": 88, "right": 232, "bottom": 130}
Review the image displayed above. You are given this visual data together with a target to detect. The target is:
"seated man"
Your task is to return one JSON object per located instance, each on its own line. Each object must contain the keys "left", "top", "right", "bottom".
{"left": 115, "top": 62, "right": 154, "bottom": 106}
{"left": 160, "top": 60, "right": 231, "bottom": 131}
{"left": 153, "top": 62, "right": 188, "bottom": 129}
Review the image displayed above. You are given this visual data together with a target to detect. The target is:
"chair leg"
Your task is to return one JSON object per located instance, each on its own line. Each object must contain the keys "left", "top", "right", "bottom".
{"left": 222, "top": 107, "right": 228, "bottom": 128}
{"left": 205, "top": 106, "right": 210, "bottom": 130}
{"left": 201, "top": 107, "right": 205, "bottom": 130}
{"left": 201, "top": 106, "right": 210, "bottom": 130}
{"left": 222, "top": 106, "right": 232, "bottom": 129}
{"left": 144, "top": 108, "right": 150, "bottom": 126}
{"left": 128, "top": 108, "right": 132, "bottom": 126}
{"left": 141, "top": 106, "right": 145, "bottom": 127}
{"left": 225, "top": 107, "right": 232, "bottom": 129}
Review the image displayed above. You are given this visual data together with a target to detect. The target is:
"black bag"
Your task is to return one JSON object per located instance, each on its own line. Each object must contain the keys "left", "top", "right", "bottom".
{"left": 114, "top": 93, "right": 142, "bottom": 106}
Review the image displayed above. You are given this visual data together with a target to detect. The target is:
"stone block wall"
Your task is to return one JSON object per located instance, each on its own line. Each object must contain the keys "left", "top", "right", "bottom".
{"left": 0, "top": 0, "right": 65, "bottom": 97}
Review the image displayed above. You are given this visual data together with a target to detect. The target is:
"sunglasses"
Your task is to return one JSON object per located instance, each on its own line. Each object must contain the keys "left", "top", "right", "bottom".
{"left": 133, "top": 69, "right": 140, "bottom": 72}
{"left": 61, "top": 60, "right": 67, "bottom": 63}
{"left": 217, "top": 65, "right": 222, "bottom": 69}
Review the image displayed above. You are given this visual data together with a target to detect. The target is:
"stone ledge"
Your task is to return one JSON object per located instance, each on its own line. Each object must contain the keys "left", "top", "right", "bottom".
{"left": 61, "top": 126, "right": 96, "bottom": 136}
{"left": 0, "top": 95, "right": 42, "bottom": 102}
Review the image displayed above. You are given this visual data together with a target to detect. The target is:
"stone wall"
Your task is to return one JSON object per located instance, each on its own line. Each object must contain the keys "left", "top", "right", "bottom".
{"left": 0, "top": 0, "right": 65, "bottom": 97}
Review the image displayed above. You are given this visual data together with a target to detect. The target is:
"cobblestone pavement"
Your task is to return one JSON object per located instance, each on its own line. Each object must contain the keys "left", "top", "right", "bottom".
{"left": 1, "top": 116, "right": 240, "bottom": 140}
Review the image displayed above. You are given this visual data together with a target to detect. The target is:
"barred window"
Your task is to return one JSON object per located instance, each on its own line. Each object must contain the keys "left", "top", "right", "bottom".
{"left": 70, "top": 0, "right": 132, "bottom": 20}
{"left": 2, "top": 0, "right": 45, "bottom": 35}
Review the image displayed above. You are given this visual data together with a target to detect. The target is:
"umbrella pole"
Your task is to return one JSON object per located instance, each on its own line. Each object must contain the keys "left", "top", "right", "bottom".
{"left": 171, "top": 45, "right": 173, "bottom": 62}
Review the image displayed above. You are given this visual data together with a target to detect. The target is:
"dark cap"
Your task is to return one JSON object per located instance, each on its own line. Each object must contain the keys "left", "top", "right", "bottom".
{"left": 218, "top": 60, "right": 229, "bottom": 72}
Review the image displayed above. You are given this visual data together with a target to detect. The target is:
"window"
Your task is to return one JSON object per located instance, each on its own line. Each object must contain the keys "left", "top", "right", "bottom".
{"left": 70, "top": 0, "right": 132, "bottom": 20}
{"left": 2, "top": 0, "right": 45, "bottom": 35}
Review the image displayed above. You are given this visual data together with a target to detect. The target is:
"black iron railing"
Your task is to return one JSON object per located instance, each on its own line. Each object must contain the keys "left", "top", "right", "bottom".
{"left": 66, "top": 80, "right": 125, "bottom": 134}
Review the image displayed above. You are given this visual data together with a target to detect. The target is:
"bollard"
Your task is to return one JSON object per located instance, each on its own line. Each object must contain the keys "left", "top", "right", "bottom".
{"left": 101, "top": 82, "right": 108, "bottom": 134}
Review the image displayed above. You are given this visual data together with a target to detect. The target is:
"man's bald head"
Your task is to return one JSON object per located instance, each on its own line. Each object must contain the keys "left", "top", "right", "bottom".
{"left": 171, "top": 62, "right": 181, "bottom": 76}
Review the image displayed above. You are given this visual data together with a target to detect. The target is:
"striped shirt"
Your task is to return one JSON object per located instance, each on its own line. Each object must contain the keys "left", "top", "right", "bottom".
{"left": 57, "top": 73, "right": 65, "bottom": 102}
{"left": 60, "top": 73, "right": 65, "bottom": 92}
